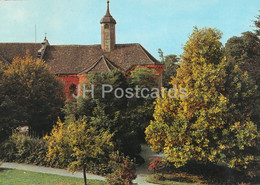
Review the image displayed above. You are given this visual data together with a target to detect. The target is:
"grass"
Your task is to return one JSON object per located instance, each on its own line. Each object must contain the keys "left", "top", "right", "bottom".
{"left": 146, "top": 173, "right": 203, "bottom": 185}
{"left": 0, "top": 168, "right": 105, "bottom": 185}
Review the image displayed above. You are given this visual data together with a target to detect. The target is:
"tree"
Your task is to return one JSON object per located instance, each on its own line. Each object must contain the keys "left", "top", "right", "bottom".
{"left": 158, "top": 48, "right": 165, "bottom": 64}
{"left": 225, "top": 31, "right": 260, "bottom": 127}
{"left": 162, "top": 55, "right": 179, "bottom": 88}
{"left": 0, "top": 61, "right": 19, "bottom": 141}
{"left": 1, "top": 55, "right": 65, "bottom": 136}
{"left": 128, "top": 67, "right": 158, "bottom": 88}
{"left": 63, "top": 68, "right": 158, "bottom": 158}
{"left": 45, "top": 120, "right": 113, "bottom": 185}
{"left": 145, "top": 27, "right": 258, "bottom": 168}
{"left": 254, "top": 10, "right": 260, "bottom": 37}
{"left": 127, "top": 68, "right": 158, "bottom": 142}
{"left": 157, "top": 49, "right": 180, "bottom": 88}
{"left": 63, "top": 70, "right": 139, "bottom": 157}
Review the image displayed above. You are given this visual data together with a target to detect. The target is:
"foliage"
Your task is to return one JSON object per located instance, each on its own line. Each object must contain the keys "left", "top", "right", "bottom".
{"left": 128, "top": 67, "right": 158, "bottom": 88}
{"left": 127, "top": 68, "right": 158, "bottom": 141}
{"left": 163, "top": 55, "right": 179, "bottom": 88}
{"left": 44, "top": 119, "right": 113, "bottom": 185}
{"left": 254, "top": 10, "right": 260, "bottom": 37}
{"left": 145, "top": 27, "right": 258, "bottom": 169}
{"left": 158, "top": 48, "right": 165, "bottom": 64}
{"left": 0, "top": 61, "right": 19, "bottom": 141}
{"left": 1, "top": 55, "right": 65, "bottom": 136}
{"left": 106, "top": 152, "right": 137, "bottom": 185}
{"left": 148, "top": 157, "right": 168, "bottom": 173}
{"left": 225, "top": 31, "right": 260, "bottom": 127}
{"left": 157, "top": 49, "right": 179, "bottom": 88}
{"left": 0, "top": 132, "right": 48, "bottom": 166}
{"left": 63, "top": 68, "right": 157, "bottom": 157}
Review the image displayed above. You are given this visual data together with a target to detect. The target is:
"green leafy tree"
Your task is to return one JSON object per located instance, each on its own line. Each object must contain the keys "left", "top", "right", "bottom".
{"left": 0, "top": 61, "right": 18, "bottom": 140}
{"left": 127, "top": 68, "right": 158, "bottom": 141}
{"left": 63, "top": 70, "right": 139, "bottom": 157}
{"left": 225, "top": 31, "right": 260, "bottom": 127}
{"left": 145, "top": 27, "right": 258, "bottom": 168}
{"left": 254, "top": 10, "right": 260, "bottom": 37}
{"left": 163, "top": 55, "right": 179, "bottom": 88}
{"left": 128, "top": 67, "right": 158, "bottom": 88}
{"left": 1, "top": 56, "right": 64, "bottom": 136}
{"left": 158, "top": 48, "right": 165, "bottom": 64}
{"left": 63, "top": 68, "right": 158, "bottom": 158}
{"left": 45, "top": 120, "right": 113, "bottom": 185}
{"left": 157, "top": 49, "right": 180, "bottom": 88}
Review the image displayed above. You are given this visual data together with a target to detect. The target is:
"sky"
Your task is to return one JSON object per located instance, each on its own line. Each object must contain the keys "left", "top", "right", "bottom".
{"left": 0, "top": 0, "right": 259, "bottom": 59}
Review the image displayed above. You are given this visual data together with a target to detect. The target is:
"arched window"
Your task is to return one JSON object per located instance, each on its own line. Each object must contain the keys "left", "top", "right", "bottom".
{"left": 69, "top": 83, "right": 77, "bottom": 94}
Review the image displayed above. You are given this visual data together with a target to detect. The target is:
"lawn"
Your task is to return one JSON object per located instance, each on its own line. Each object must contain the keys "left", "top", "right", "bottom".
{"left": 0, "top": 168, "right": 105, "bottom": 185}
{"left": 146, "top": 173, "right": 204, "bottom": 185}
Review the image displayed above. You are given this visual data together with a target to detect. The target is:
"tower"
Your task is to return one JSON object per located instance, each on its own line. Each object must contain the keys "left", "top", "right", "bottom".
{"left": 100, "top": 0, "right": 116, "bottom": 52}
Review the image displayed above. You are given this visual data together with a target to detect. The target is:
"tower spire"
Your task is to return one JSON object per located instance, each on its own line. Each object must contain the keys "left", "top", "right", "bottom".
{"left": 106, "top": 0, "right": 110, "bottom": 16}
{"left": 100, "top": 0, "right": 116, "bottom": 24}
{"left": 100, "top": 0, "right": 116, "bottom": 52}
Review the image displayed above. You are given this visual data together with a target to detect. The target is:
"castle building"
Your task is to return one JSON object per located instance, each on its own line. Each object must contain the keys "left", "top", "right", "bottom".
{"left": 0, "top": 1, "right": 164, "bottom": 98}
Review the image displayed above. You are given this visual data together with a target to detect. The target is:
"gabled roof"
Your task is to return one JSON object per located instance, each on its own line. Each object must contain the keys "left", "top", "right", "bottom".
{"left": 0, "top": 43, "right": 161, "bottom": 75}
{"left": 79, "top": 55, "right": 119, "bottom": 74}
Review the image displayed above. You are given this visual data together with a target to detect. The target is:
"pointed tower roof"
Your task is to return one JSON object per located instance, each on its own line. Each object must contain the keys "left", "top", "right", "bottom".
{"left": 100, "top": 0, "right": 116, "bottom": 24}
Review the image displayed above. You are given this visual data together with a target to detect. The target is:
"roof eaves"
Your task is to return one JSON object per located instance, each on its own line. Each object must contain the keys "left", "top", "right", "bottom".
{"left": 125, "top": 64, "right": 165, "bottom": 73}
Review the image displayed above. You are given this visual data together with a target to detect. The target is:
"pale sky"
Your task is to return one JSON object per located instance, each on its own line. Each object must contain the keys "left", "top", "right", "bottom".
{"left": 0, "top": 0, "right": 259, "bottom": 59}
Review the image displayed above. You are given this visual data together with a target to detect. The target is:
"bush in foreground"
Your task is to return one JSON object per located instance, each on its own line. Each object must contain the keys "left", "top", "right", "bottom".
{"left": 0, "top": 132, "right": 47, "bottom": 165}
{"left": 106, "top": 152, "right": 136, "bottom": 185}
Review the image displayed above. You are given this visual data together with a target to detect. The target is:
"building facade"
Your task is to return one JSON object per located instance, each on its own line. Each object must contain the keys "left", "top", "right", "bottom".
{"left": 0, "top": 1, "right": 164, "bottom": 98}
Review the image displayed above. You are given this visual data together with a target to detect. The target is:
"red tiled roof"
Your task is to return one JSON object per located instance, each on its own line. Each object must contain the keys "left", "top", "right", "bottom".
{"left": 0, "top": 43, "right": 161, "bottom": 74}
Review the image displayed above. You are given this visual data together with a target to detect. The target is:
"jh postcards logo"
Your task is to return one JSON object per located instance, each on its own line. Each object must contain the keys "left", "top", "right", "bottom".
{"left": 72, "top": 84, "right": 187, "bottom": 99}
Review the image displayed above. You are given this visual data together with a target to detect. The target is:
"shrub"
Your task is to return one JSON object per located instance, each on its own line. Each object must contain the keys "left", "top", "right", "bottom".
{"left": 106, "top": 152, "right": 137, "bottom": 185}
{"left": 0, "top": 132, "right": 47, "bottom": 166}
{"left": 87, "top": 163, "right": 112, "bottom": 176}
{"left": 148, "top": 157, "right": 168, "bottom": 174}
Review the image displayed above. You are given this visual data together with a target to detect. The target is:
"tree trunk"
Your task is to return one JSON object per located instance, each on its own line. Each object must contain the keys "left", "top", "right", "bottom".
{"left": 83, "top": 165, "right": 87, "bottom": 185}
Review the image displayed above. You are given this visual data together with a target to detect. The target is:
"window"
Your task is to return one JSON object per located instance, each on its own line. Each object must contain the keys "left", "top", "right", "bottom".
{"left": 69, "top": 83, "right": 77, "bottom": 94}
{"left": 104, "top": 24, "right": 109, "bottom": 29}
